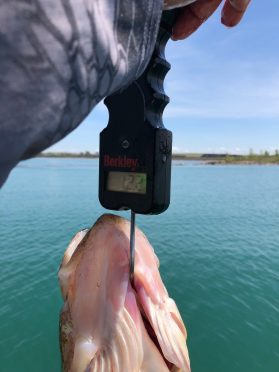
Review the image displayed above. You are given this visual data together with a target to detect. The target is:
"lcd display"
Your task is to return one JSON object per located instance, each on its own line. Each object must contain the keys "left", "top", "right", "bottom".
{"left": 107, "top": 172, "right": 147, "bottom": 194}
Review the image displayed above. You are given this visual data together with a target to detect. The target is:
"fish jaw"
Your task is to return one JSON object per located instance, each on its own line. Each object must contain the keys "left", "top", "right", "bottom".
{"left": 59, "top": 216, "right": 131, "bottom": 371}
{"left": 132, "top": 225, "right": 191, "bottom": 371}
{"left": 58, "top": 229, "right": 89, "bottom": 300}
{"left": 59, "top": 214, "right": 190, "bottom": 372}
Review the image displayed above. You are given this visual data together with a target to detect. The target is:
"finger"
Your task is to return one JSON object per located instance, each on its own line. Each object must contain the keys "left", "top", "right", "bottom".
{"left": 172, "top": 0, "right": 222, "bottom": 40}
{"left": 221, "top": 0, "right": 251, "bottom": 27}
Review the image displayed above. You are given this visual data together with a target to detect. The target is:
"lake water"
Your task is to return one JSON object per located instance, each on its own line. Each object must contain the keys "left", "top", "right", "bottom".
{"left": 0, "top": 158, "right": 279, "bottom": 372}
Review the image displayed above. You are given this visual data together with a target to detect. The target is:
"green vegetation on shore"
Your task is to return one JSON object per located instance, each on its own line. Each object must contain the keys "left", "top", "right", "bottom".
{"left": 38, "top": 151, "right": 99, "bottom": 159}
{"left": 220, "top": 152, "right": 279, "bottom": 165}
{"left": 37, "top": 151, "right": 279, "bottom": 164}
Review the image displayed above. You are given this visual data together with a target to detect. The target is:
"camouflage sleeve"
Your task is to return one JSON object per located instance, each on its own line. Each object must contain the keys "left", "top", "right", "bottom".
{"left": 0, "top": 0, "right": 163, "bottom": 187}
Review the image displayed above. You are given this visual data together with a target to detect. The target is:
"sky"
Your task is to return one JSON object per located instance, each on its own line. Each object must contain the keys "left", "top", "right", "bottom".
{"left": 50, "top": 1, "right": 279, "bottom": 155}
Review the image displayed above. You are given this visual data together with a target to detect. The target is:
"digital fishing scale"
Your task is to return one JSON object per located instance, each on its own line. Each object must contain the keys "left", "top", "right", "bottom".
{"left": 99, "top": 10, "right": 177, "bottom": 279}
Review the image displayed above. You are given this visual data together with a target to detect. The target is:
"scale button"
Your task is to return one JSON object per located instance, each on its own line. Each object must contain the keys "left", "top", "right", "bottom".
{"left": 121, "top": 139, "right": 130, "bottom": 149}
{"left": 160, "top": 139, "right": 171, "bottom": 154}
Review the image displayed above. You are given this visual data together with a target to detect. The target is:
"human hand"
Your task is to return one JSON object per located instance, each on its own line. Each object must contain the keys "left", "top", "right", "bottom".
{"left": 170, "top": 0, "right": 251, "bottom": 40}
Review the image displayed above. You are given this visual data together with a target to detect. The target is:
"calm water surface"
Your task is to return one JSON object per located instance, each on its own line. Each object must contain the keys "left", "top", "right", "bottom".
{"left": 0, "top": 158, "right": 279, "bottom": 371}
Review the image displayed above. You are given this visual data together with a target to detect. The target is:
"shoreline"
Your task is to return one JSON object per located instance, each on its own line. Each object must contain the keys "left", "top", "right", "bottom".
{"left": 205, "top": 160, "right": 279, "bottom": 166}
{"left": 36, "top": 152, "right": 279, "bottom": 165}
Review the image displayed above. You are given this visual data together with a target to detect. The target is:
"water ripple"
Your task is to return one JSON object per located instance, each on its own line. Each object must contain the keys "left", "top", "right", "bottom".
{"left": 1, "top": 159, "right": 279, "bottom": 371}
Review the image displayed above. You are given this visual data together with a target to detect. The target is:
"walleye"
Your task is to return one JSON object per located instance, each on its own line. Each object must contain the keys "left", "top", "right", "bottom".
{"left": 59, "top": 214, "right": 190, "bottom": 372}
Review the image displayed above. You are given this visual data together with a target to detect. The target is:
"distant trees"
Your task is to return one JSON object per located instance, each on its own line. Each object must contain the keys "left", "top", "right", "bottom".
{"left": 37, "top": 151, "right": 99, "bottom": 158}
{"left": 222, "top": 148, "right": 279, "bottom": 164}
{"left": 80, "top": 151, "right": 92, "bottom": 158}
{"left": 36, "top": 149, "right": 279, "bottom": 163}
{"left": 249, "top": 149, "right": 278, "bottom": 157}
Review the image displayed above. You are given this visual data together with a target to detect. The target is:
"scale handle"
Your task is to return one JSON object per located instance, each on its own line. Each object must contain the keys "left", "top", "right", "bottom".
{"left": 99, "top": 10, "right": 178, "bottom": 214}
{"left": 136, "top": 9, "right": 178, "bottom": 128}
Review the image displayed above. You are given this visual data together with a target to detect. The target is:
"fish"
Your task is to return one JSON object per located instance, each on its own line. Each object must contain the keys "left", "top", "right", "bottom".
{"left": 58, "top": 214, "right": 190, "bottom": 372}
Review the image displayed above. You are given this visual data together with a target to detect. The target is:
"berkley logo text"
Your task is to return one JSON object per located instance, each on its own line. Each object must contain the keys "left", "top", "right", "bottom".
{"left": 104, "top": 155, "right": 139, "bottom": 170}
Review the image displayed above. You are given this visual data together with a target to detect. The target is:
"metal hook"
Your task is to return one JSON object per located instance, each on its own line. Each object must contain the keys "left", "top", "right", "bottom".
{"left": 129, "top": 210, "right": 136, "bottom": 283}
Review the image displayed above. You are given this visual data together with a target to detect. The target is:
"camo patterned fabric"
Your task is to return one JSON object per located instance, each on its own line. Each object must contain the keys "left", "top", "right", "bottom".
{"left": 0, "top": 0, "right": 163, "bottom": 186}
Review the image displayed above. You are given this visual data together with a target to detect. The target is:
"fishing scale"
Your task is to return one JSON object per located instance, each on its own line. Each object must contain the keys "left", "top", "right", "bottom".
{"left": 99, "top": 10, "right": 177, "bottom": 280}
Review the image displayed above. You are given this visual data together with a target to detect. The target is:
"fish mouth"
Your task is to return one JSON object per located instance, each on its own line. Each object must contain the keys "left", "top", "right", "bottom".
{"left": 59, "top": 214, "right": 190, "bottom": 372}
{"left": 140, "top": 309, "right": 174, "bottom": 370}
{"left": 129, "top": 274, "right": 189, "bottom": 372}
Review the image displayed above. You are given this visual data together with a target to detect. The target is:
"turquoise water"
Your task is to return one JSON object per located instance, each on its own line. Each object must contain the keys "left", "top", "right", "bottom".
{"left": 1, "top": 158, "right": 279, "bottom": 372}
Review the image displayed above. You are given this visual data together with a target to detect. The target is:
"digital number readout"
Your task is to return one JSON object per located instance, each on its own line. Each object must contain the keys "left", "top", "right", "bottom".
{"left": 107, "top": 172, "right": 147, "bottom": 194}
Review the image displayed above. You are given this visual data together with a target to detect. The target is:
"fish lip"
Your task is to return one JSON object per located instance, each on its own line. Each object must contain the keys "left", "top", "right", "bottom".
{"left": 141, "top": 310, "right": 175, "bottom": 371}
{"left": 130, "top": 282, "right": 175, "bottom": 371}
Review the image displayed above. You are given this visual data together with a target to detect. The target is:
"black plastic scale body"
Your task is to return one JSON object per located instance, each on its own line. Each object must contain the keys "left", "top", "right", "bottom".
{"left": 99, "top": 10, "right": 176, "bottom": 215}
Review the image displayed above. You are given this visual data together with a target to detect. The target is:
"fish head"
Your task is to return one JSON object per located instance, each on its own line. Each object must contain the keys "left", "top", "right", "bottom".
{"left": 59, "top": 214, "right": 190, "bottom": 372}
